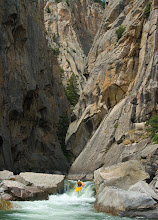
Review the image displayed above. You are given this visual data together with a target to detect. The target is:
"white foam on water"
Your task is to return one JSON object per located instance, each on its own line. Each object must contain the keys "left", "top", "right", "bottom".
{"left": 0, "top": 180, "right": 140, "bottom": 220}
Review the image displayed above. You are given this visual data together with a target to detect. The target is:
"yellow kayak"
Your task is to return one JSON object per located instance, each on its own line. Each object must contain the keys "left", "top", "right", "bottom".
{"left": 76, "top": 186, "right": 82, "bottom": 192}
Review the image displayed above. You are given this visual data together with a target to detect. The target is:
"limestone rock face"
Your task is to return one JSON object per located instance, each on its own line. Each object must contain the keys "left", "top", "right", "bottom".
{"left": 0, "top": 0, "right": 69, "bottom": 173}
{"left": 44, "top": 0, "right": 103, "bottom": 89}
{"left": 67, "top": 0, "right": 158, "bottom": 176}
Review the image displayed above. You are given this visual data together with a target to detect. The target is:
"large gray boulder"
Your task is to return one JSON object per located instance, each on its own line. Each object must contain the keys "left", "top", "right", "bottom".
{"left": 94, "top": 160, "right": 149, "bottom": 193}
{"left": 0, "top": 170, "right": 15, "bottom": 181}
{"left": 17, "top": 172, "right": 65, "bottom": 194}
{"left": 95, "top": 186, "right": 156, "bottom": 215}
{"left": 129, "top": 181, "right": 158, "bottom": 201}
{"left": 0, "top": 180, "right": 47, "bottom": 201}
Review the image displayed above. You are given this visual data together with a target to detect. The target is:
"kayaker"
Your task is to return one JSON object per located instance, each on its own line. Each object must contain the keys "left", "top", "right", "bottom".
{"left": 77, "top": 180, "right": 83, "bottom": 187}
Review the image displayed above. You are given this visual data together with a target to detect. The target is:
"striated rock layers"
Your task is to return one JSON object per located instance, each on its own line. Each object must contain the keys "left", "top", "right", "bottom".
{"left": 0, "top": 0, "right": 69, "bottom": 173}
{"left": 44, "top": 0, "right": 104, "bottom": 89}
{"left": 67, "top": 0, "right": 158, "bottom": 178}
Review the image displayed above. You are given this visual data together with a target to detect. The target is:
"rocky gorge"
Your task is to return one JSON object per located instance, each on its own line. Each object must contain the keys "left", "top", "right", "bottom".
{"left": 0, "top": 0, "right": 158, "bottom": 219}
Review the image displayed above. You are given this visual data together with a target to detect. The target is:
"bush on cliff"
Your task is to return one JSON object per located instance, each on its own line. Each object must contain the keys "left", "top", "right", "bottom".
{"left": 65, "top": 73, "right": 79, "bottom": 107}
{"left": 57, "top": 112, "right": 71, "bottom": 161}
{"left": 115, "top": 25, "right": 126, "bottom": 41}
{"left": 66, "top": 0, "right": 70, "bottom": 7}
{"left": 50, "top": 47, "right": 60, "bottom": 56}
{"left": 46, "top": 7, "right": 51, "bottom": 13}
{"left": 145, "top": 115, "right": 158, "bottom": 144}
{"left": 144, "top": 1, "right": 151, "bottom": 18}
{"left": 94, "top": 0, "right": 105, "bottom": 9}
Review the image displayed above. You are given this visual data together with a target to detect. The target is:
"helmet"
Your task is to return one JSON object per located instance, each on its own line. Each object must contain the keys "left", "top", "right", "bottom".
{"left": 78, "top": 180, "right": 80, "bottom": 182}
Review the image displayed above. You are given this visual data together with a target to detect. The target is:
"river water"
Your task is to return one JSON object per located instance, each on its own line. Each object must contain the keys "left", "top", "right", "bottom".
{"left": 0, "top": 180, "right": 141, "bottom": 220}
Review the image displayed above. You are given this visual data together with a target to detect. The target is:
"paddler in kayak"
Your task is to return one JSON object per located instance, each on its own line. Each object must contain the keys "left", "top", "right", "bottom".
{"left": 77, "top": 180, "right": 83, "bottom": 187}
{"left": 76, "top": 180, "right": 83, "bottom": 192}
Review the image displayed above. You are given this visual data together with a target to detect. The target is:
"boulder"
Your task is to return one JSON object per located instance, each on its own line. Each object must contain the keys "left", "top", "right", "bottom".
{"left": 17, "top": 172, "right": 65, "bottom": 194}
{"left": 94, "top": 160, "right": 149, "bottom": 193}
{"left": 129, "top": 181, "right": 158, "bottom": 201}
{"left": 0, "top": 180, "right": 48, "bottom": 201}
{"left": 67, "top": 173, "right": 93, "bottom": 181}
{"left": 150, "top": 173, "right": 158, "bottom": 193}
{"left": 95, "top": 186, "right": 156, "bottom": 215}
{"left": 120, "top": 207, "right": 158, "bottom": 219}
{"left": 0, "top": 170, "right": 15, "bottom": 181}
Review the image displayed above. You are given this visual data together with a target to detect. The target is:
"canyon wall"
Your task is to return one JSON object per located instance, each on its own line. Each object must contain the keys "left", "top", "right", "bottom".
{"left": 0, "top": 0, "right": 69, "bottom": 174}
{"left": 67, "top": 0, "right": 158, "bottom": 179}
{"left": 44, "top": 0, "right": 104, "bottom": 89}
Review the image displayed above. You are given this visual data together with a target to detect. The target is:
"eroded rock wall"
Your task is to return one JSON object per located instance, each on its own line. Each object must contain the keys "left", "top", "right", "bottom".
{"left": 67, "top": 0, "right": 158, "bottom": 177}
{"left": 44, "top": 0, "right": 104, "bottom": 89}
{"left": 0, "top": 0, "right": 69, "bottom": 173}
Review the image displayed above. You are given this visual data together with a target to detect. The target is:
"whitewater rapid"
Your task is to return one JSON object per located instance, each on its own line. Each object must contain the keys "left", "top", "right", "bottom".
{"left": 0, "top": 180, "right": 138, "bottom": 220}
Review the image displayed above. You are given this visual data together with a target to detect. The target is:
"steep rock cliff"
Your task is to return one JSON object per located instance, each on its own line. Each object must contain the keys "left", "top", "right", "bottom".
{"left": 0, "top": 0, "right": 69, "bottom": 173}
{"left": 44, "top": 0, "right": 103, "bottom": 89}
{"left": 67, "top": 0, "right": 158, "bottom": 178}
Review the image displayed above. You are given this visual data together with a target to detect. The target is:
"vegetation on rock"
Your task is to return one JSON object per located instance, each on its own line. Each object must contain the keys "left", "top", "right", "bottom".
{"left": 66, "top": 0, "right": 70, "bottom": 7}
{"left": 94, "top": 0, "right": 105, "bottom": 9}
{"left": 46, "top": 7, "right": 51, "bottom": 13}
{"left": 65, "top": 73, "right": 80, "bottom": 107}
{"left": 144, "top": 1, "right": 151, "bottom": 18}
{"left": 145, "top": 115, "right": 158, "bottom": 144}
{"left": 114, "top": 122, "right": 118, "bottom": 128}
{"left": 115, "top": 25, "right": 126, "bottom": 41}
{"left": 52, "top": 33, "right": 57, "bottom": 42}
{"left": 57, "top": 112, "right": 71, "bottom": 161}
{"left": 0, "top": 199, "right": 13, "bottom": 210}
{"left": 51, "top": 47, "right": 60, "bottom": 56}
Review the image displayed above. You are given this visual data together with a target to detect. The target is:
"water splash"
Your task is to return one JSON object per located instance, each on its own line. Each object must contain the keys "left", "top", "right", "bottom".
{"left": 0, "top": 180, "right": 139, "bottom": 220}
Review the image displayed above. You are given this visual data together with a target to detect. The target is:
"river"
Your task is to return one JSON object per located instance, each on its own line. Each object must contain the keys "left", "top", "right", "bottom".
{"left": 0, "top": 180, "right": 142, "bottom": 220}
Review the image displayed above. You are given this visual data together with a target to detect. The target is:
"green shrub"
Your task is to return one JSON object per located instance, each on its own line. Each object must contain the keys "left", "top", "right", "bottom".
{"left": 57, "top": 112, "right": 71, "bottom": 161}
{"left": 66, "top": 0, "right": 70, "bottom": 6}
{"left": 145, "top": 115, "right": 158, "bottom": 144}
{"left": 115, "top": 25, "right": 126, "bottom": 41}
{"left": 52, "top": 33, "right": 57, "bottom": 42}
{"left": 59, "top": 67, "right": 64, "bottom": 73}
{"left": 51, "top": 47, "right": 60, "bottom": 56}
{"left": 144, "top": 1, "right": 151, "bottom": 18}
{"left": 114, "top": 122, "right": 118, "bottom": 129}
{"left": 65, "top": 73, "right": 80, "bottom": 106}
{"left": 66, "top": 59, "right": 70, "bottom": 65}
{"left": 94, "top": 0, "right": 105, "bottom": 9}
{"left": 46, "top": 7, "right": 51, "bottom": 13}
